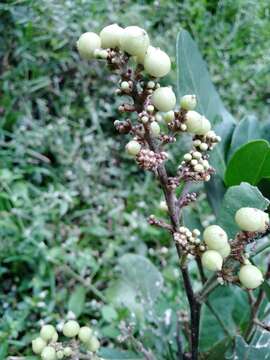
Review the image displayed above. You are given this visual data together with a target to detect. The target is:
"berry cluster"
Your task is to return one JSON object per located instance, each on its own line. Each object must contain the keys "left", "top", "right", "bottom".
{"left": 32, "top": 321, "right": 101, "bottom": 360}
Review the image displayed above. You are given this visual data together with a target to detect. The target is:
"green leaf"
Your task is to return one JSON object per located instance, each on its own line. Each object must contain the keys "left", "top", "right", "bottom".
{"left": 205, "top": 176, "right": 227, "bottom": 216}
{"left": 228, "top": 116, "right": 261, "bottom": 160}
{"left": 225, "top": 140, "right": 270, "bottom": 187}
{"left": 217, "top": 182, "right": 269, "bottom": 238}
{"left": 101, "top": 305, "right": 118, "bottom": 322}
{"left": 0, "top": 341, "right": 8, "bottom": 360}
{"left": 262, "top": 281, "right": 270, "bottom": 302}
{"left": 99, "top": 347, "right": 143, "bottom": 359}
{"left": 68, "top": 285, "right": 86, "bottom": 317}
{"left": 226, "top": 333, "right": 270, "bottom": 359}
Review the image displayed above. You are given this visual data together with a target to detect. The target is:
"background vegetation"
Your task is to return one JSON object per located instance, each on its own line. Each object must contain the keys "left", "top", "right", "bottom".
{"left": 1, "top": 0, "right": 270, "bottom": 358}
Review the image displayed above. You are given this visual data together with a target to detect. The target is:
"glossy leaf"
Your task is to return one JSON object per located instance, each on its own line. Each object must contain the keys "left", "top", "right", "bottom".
{"left": 68, "top": 285, "right": 86, "bottom": 317}
{"left": 226, "top": 333, "right": 270, "bottom": 359}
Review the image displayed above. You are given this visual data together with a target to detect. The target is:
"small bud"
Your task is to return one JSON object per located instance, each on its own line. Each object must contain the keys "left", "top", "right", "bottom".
{"left": 193, "top": 139, "right": 201, "bottom": 147}
{"left": 150, "top": 121, "right": 160, "bottom": 137}
{"left": 147, "top": 105, "right": 155, "bottom": 113}
{"left": 235, "top": 208, "right": 269, "bottom": 232}
{"left": 202, "top": 160, "right": 209, "bottom": 169}
{"left": 192, "top": 151, "right": 202, "bottom": 159}
{"left": 79, "top": 326, "right": 93, "bottom": 343}
{"left": 86, "top": 336, "right": 100, "bottom": 352}
{"left": 183, "top": 153, "right": 192, "bottom": 161}
{"left": 159, "top": 200, "right": 168, "bottom": 212}
{"left": 147, "top": 81, "right": 156, "bottom": 89}
{"left": 41, "top": 346, "right": 56, "bottom": 360}
{"left": 151, "top": 87, "right": 176, "bottom": 112}
{"left": 32, "top": 337, "right": 47, "bottom": 354}
{"left": 100, "top": 24, "right": 124, "bottom": 48}
{"left": 56, "top": 351, "right": 64, "bottom": 359}
{"left": 126, "top": 140, "right": 141, "bottom": 156}
{"left": 163, "top": 110, "right": 175, "bottom": 123}
{"left": 185, "top": 111, "right": 211, "bottom": 135}
{"left": 192, "top": 229, "right": 200, "bottom": 236}
{"left": 239, "top": 264, "right": 263, "bottom": 289}
{"left": 63, "top": 347, "right": 72, "bottom": 356}
{"left": 141, "top": 115, "right": 149, "bottom": 123}
{"left": 199, "top": 143, "right": 208, "bottom": 151}
{"left": 63, "top": 320, "right": 80, "bottom": 338}
{"left": 144, "top": 46, "right": 171, "bottom": 78}
{"left": 120, "top": 26, "right": 149, "bottom": 57}
{"left": 201, "top": 250, "right": 223, "bottom": 271}
{"left": 51, "top": 331, "right": 58, "bottom": 342}
{"left": 40, "top": 325, "right": 55, "bottom": 341}
{"left": 190, "top": 159, "right": 198, "bottom": 166}
{"left": 155, "top": 113, "right": 163, "bottom": 122}
{"left": 120, "top": 81, "right": 130, "bottom": 90}
{"left": 194, "top": 164, "right": 204, "bottom": 172}
{"left": 77, "top": 32, "right": 101, "bottom": 60}
{"left": 203, "top": 225, "right": 228, "bottom": 250}
{"left": 217, "top": 242, "right": 231, "bottom": 258}
{"left": 180, "top": 124, "right": 187, "bottom": 131}
{"left": 180, "top": 95, "right": 197, "bottom": 110}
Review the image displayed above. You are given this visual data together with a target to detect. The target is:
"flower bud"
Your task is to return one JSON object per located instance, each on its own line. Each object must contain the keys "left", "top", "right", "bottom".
{"left": 217, "top": 242, "right": 231, "bottom": 258}
{"left": 40, "top": 325, "right": 55, "bottom": 341}
{"left": 235, "top": 207, "right": 269, "bottom": 232}
{"left": 77, "top": 32, "right": 101, "bottom": 60}
{"left": 63, "top": 347, "right": 72, "bottom": 356}
{"left": 63, "top": 320, "right": 80, "bottom": 338}
{"left": 56, "top": 351, "right": 64, "bottom": 359}
{"left": 163, "top": 110, "right": 175, "bottom": 123}
{"left": 120, "top": 26, "right": 149, "bottom": 57}
{"left": 51, "top": 331, "right": 58, "bottom": 342}
{"left": 41, "top": 346, "right": 56, "bottom": 360}
{"left": 183, "top": 153, "right": 192, "bottom": 161}
{"left": 32, "top": 337, "right": 47, "bottom": 354}
{"left": 100, "top": 24, "right": 123, "bottom": 48}
{"left": 126, "top": 140, "right": 141, "bottom": 156}
{"left": 159, "top": 200, "right": 168, "bottom": 212}
{"left": 194, "top": 164, "right": 204, "bottom": 172}
{"left": 203, "top": 225, "right": 228, "bottom": 250}
{"left": 201, "top": 250, "right": 223, "bottom": 271}
{"left": 239, "top": 264, "right": 263, "bottom": 289}
{"left": 151, "top": 87, "right": 176, "bottom": 112}
{"left": 144, "top": 46, "right": 171, "bottom": 78}
{"left": 185, "top": 111, "right": 211, "bottom": 135}
{"left": 86, "top": 336, "right": 100, "bottom": 352}
{"left": 150, "top": 121, "right": 160, "bottom": 137}
{"left": 79, "top": 326, "right": 93, "bottom": 343}
{"left": 120, "top": 81, "right": 129, "bottom": 90}
{"left": 180, "top": 95, "right": 197, "bottom": 110}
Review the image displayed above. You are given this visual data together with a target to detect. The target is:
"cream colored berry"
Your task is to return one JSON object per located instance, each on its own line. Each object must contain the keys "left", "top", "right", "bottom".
{"left": 163, "top": 110, "right": 175, "bottom": 123}
{"left": 180, "top": 95, "right": 197, "bottom": 110}
{"left": 183, "top": 153, "right": 192, "bottom": 161}
{"left": 41, "top": 346, "right": 56, "bottom": 360}
{"left": 79, "top": 326, "right": 93, "bottom": 343}
{"left": 200, "top": 143, "right": 208, "bottom": 151}
{"left": 239, "top": 264, "right": 263, "bottom": 289}
{"left": 56, "top": 351, "right": 64, "bottom": 360}
{"left": 201, "top": 250, "right": 223, "bottom": 271}
{"left": 150, "top": 121, "right": 160, "bottom": 137}
{"left": 144, "top": 46, "right": 171, "bottom": 78}
{"left": 32, "top": 337, "right": 47, "bottom": 354}
{"left": 235, "top": 207, "right": 268, "bottom": 232}
{"left": 194, "top": 164, "right": 204, "bottom": 172}
{"left": 151, "top": 87, "right": 176, "bottom": 112}
{"left": 51, "top": 331, "right": 58, "bottom": 342}
{"left": 185, "top": 111, "right": 211, "bottom": 135}
{"left": 63, "top": 347, "right": 72, "bottom": 356}
{"left": 77, "top": 32, "right": 101, "bottom": 60}
{"left": 86, "top": 336, "right": 100, "bottom": 352}
{"left": 218, "top": 242, "right": 231, "bottom": 259}
{"left": 125, "top": 140, "right": 141, "bottom": 156}
{"left": 40, "top": 325, "right": 55, "bottom": 341}
{"left": 203, "top": 225, "right": 228, "bottom": 250}
{"left": 192, "top": 151, "right": 202, "bottom": 159}
{"left": 100, "top": 24, "right": 123, "bottom": 48}
{"left": 120, "top": 26, "right": 149, "bottom": 57}
{"left": 159, "top": 200, "right": 168, "bottom": 212}
{"left": 120, "top": 81, "right": 129, "bottom": 90}
{"left": 63, "top": 320, "right": 80, "bottom": 338}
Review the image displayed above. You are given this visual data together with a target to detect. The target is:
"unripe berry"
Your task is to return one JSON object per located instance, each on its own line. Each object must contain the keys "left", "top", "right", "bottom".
{"left": 86, "top": 336, "right": 100, "bottom": 352}
{"left": 100, "top": 24, "right": 123, "bottom": 48}
{"left": 185, "top": 111, "right": 211, "bottom": 135}
{"left": 235, "top": 207, "right": 269, "bottom": 232}
{"left": 199, "top": 143, "right": 208, "bottom": 151}
{"left": 120, "top": 81, "right": 129, "bottom": 90}
{"left": 77, "top": 32, "right": 101, "bottom": 60}
{"left": 56, "top": 351, "right": 64, "bottom": 360}
{"left": 51, "top": 331, "right": 58, "bottom": 342}
{"left": 32, "top": 337, "right": 46, "bottom": 354}
{"left": 150, "top": 121, "right": 160, "bottom": 137}
{"left": 41, "top": 346, "right": 56, "bottom": 360}
{"left": 147, "top": 104, "right": 155, "bottom": 113}
{"left": 151, "top": 87, "right": 176, "bottom": 112}
{"left": 203, "top": 225, "right": 228, "bottom": 250}
{"left": 63, "top": 347, "right": 72, "bottom": 356}
{"left": 201, "top": 250, "right": 223, "bottom": 271}
{"left": 144, "top": 46, "right": 171, "bottom": 78}
{"left": 239, "top": 264, "right": 263, "bottom": 289}
{"left": 120, "top": 26, "right": 149, "bottom": 57}
{"left": 125, "top": 140, "right": 141, "bottom": 156}
{"left": 218, "top": 242, "right": 231, "bottom": 259}
{"left": 159, "top": 200, "right": 168, "bottom": 212}
{"left": 163, "top": 110, "right": 175, "bottom": 123}
{"left": 40, "top": 325, "right": 55, "bottom": 341}
{"left": 180, "top": 95, "right": 197, "bottom": 110}
{"left": 79, "top": 326, "right": 93, "bottom": 343}
{"left": 194, "top": 164, "right": 204, "bottom": 172}
{"left": 183, "top": 153, "right": 192, "bottom": 161}
{"left": 63, "top": 320, "right": 80, "bottom": 338}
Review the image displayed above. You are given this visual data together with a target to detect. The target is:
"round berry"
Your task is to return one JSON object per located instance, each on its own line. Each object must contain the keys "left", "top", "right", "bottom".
{"left": 120, "top": 81, "right": 129, "bottom": 91}
{"left": 180, "top": 95, "right": 197, "bottom": 110}
{"left": 218, "top": 242, "right": 231, "bottom": 259}
{"left": 120, "top": 26, "right": 149, "bottom": 57}
{"left": 194, "top": 164, "right": 204, "bottom": 172}
{"left": 40, "top": 325, "right": 55, "bottom": 341}
{"left": 86, "top": 336, "right": 100, "bottom": 353}
{"left": 32, "top": 337, "right": 46, "bottom": 354}
{"left": 77, "top": 32, "right": 101, "bottom": 60}
{"left": 56, "top": 351, "right": 64, "bottom": 360}
{"left": 151, "top": 87, "right": 176, "bottom": 112}
{"left": 183, "top": 153, "right": 192, "bottom": 161}
{"left": 100, "top": 24, "right": 123, "bottom": 48}
{"left": 125, "top": 140, "right": 141, "bottom": 156}
{"left": 63, "top": 320, "right": 80, "bottom": 338}
{"left": 239, "top": 264, "right": 263, "bottom": 289}
{"left": 63, "top": 347, "right": 72, "bottom": 356}
{"left": 51, "top": 331, "right": 58, "bottom": 342}
{"left": 150, "top": 121, "right": 160, "bottom": 137}
{"left": 163, "top": 110, "right": 175, "bottom": 123}
{"left": 199, "top": 143, "right": 208, "bottom": 151}
{"left": 41, "top": 346, "right": 56, "bottom": 360}
{"left": 185, "top": 111, "right": 211, "bottom": 135}
{"left": 159, "top": 200, "right": 168, "bottom": 212}
{"left": 201, "top": 250, "right": 223, "bottom": 271}
{"left": 203, "top": 225, "right": 228, "bottom": 250}
{"left": 79, "top": 326, "right": 93, "bottom": 343}
{"left": 144, "top": 46, "right": 171, "bottom": 78}
{"left": 235, "top": 207, "right": 268, "bottom": 232}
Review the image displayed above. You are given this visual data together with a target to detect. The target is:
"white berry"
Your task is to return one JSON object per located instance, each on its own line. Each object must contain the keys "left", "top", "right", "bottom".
{"left": 163, "top": 110, "right": 175, "bottom": 123}
{"left": 203, "top": 225, "right": 228, "bottom": 250}
{"left": 150, "top": 121, "right": 160, "bottom": 137}
{"left": 86, "top": 336, "right": 100, "bottom": 352}
{"left": 41, "top": 346, "right": 56, "bottom": 360}
{"left": 79, "top": 326, "right": 93, "bottom": 343}
{"left": 32, "top": 337, "right": 46, "bottom": 354}
{"left": 100, "top": 24, "right": 123, "bottom": 48}
{"left": 77, "top": 32, "right": 101, "bottom": 60}
{"left": 185, "top": 111, "right": 211, "bottom": 135}
{"left": 194, "top": 164, "right": 204, "bottom": 172}
{"left": 144, "top": 46, "right": 171, "bottom": 78}
{"left": 126, "top": 140, "right": 141, "bottom": 156}
{"left": 159, "top": 200, "right": 168, "bottom": 212}
{"left": 63, "top": 347, "right": 72, "bottom": 356}
{"left": 63, "top": 320, "right": 80, "bottom": 338}
{"left": 151, "top": 87, "right": 176, "bottom": 112}
{"left": 201, "top": 250, "right": 223, "bottom": 271}
{"left": 40, "top": 325, "right": 55, "bottom": 341}
{"left": 183, "top": 153, "right": 192, "bottom": 161}
{"left": 218, "top": 242, "right": 231, "bottom": 258}
{"left": 120, "top": 26, "right": 149, "bottom": 57}
{"left": 239, "top": 264, "right": 263, "bottom": 289}
{"left": 235, "top": 207, "right": 269, "bottom": 232}
{"left": 120, "top": 81, "right": 129, "bottom": 90}
{"left": 180, "top": 95, "right": 197, "bottom": 110}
